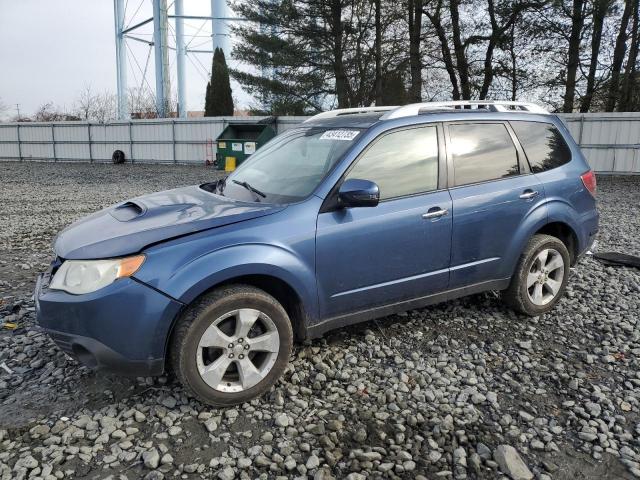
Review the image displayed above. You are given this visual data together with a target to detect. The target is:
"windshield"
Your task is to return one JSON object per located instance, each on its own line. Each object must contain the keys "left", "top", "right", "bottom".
{"left": 218, "top": 127, "right": 361, "bottom": 203}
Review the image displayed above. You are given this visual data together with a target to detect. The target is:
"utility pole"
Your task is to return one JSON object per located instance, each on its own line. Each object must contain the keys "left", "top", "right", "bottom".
{"left": 175, "top": 0, "right": 187, "bottom": 118}
{"left": 153, "top": 0, "right": 171, "bottom": 117}
{"left": 113, "top": 0, "right": 129, "bottom": 119}
{"left": 15, "top": 104, "right": 21, "bottom": 120}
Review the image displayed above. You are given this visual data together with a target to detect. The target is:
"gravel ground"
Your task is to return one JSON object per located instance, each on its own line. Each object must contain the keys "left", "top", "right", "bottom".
{"left": 1, "top": 162, "right": 640, "bottom": 480}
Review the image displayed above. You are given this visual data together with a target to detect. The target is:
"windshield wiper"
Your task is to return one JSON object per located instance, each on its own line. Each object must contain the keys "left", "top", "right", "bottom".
{"left": 232, "top": 179, "right": 266, "bottom": 201}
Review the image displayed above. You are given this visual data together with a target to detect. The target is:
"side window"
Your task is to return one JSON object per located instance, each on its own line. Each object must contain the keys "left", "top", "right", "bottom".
{"left": 346, "top": 126, "right": 438, "bottom": 200}
{"left": 449, "top": 123, "right": 520, "bottom": 186}
{"left": 510, "top": 121, "right": 572, "bottom": 173}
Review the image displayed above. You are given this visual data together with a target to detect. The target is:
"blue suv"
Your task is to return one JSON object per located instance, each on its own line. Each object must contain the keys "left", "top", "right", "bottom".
{"left": 35, "top": 101, "right": 599, "bottom": 405}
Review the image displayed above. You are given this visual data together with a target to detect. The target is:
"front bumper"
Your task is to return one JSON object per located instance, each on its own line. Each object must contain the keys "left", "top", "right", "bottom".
{"left": 35, "top": 273, "right": 183, "bottom": 376}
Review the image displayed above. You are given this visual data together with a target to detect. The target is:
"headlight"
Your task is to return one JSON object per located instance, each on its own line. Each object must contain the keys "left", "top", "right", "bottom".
{"left": 49, "top": 255, "right": 145, "bottom": 295}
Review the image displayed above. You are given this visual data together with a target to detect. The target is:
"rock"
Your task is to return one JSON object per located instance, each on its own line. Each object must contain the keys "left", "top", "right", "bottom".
{"left": 275, "top": 413, "right": 290, "bottom": 427}
{"left": 494, "top": 445, "right": 533, "bottom": 480}
{"left": 218, "top": 466, "right": 235, "bottom": 480}
{"left": 142, "top": 449, "right": 160, "bottom": 469}
{"left": 204, "top": 419, "right": 218, "bottom": 433}
{"left": 306, "top": 454, "right": 320, "bottom": 469}
{"left": 518, "top": 411, "right": 534, "bottom": 422}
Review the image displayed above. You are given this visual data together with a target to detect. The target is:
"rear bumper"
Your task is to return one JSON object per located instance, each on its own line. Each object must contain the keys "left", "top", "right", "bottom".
{"left": 35, "top": 274, "right": 183, "bottom": 376}
{"left": 576, "top": 209, "right": 599, "bottom": 262}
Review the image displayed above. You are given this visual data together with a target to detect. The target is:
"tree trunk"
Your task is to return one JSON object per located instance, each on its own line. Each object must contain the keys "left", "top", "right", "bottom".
{"left": 563, "top": 0, "right": 586, "bottom": 113}
{"left": 330, "top": 0, "right": 349, "bottom": 108}
{"left": 425, "top": 1, "right": 461, "bottom": 99}
{"left": 408, "top": 0, "right": 423, "bottom": 102}
{"left": 479, "top": 0, "right": 499, "bottom": 99}
{"left": 375, "top": 0, "right": 383, "bottom": 105}
{"left": 619, "top": 0, "right": 640, "bottom": 111}
{"left": 580, "top": 0, "right": 610, "bottom": 112}
{"left": 509, "top": 23, "right": 518, "bottom": 100}
{"left": 606, "top": 0, "right": 634, "bottom": 111}
{"left": 449, "top": 0, "right": 471, "bottom": 99}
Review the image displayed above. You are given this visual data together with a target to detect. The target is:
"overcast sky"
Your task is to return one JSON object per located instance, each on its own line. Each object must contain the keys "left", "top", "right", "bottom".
{"left": 0, "top": 0, "right": 249, "bottom": 118}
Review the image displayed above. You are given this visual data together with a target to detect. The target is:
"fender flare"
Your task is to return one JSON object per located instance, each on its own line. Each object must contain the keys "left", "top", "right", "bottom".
{"left": 159, "top": 243, "right": 319, "bottom": 323}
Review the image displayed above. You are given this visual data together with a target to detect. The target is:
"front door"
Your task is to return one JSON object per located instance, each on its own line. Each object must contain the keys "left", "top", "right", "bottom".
{"left": 316, "top": 124, "right": 452, "bottom": 319}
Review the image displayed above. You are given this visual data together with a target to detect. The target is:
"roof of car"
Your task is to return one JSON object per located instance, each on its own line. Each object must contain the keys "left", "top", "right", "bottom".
{"left": 303, "top": 101, "right": 551, "bottom": 128}
{"left": 301, "top": 113, "right": 387, "bottom": 129}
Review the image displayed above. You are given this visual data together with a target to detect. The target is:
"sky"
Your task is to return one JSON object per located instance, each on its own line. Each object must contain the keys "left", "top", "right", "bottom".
{"left": 0, "top": 0, "right": 250, "bottom": 119}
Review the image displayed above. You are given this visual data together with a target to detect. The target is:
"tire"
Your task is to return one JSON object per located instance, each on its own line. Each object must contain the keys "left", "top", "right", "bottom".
{"left": 502, "top": 234, "right": 571, "bottom": 316}
{"left": 169, "top": 284, "right": 293, "bottom": 406}
{"left": 112, "top": 149, "right": 126, "bottom": 164}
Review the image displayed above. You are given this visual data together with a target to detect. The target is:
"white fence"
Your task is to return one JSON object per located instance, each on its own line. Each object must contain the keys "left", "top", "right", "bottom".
{"left": 0, "top": 113, "right": 638, "bottom": 173}
{"left": 560, "top": 113, "right": 640, "bottom": 174}
{"left": 0, "top": 117, "right": 307, "bottom": 165}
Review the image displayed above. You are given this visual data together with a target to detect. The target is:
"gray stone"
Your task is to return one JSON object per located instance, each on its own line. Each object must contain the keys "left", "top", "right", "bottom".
{"left": 494, "top": 445, "right": 533, "bottom": 480}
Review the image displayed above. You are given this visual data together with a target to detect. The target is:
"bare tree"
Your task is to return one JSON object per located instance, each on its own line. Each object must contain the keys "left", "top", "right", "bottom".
{"left": 606, "top": 0, "right": 634, "bottom": 110}
{"left": 93, "top": 92, "right": 117, "bottom": 122}
{"left": 33, "top": 102, "right": 80, "bottom": 122}
{"left": 0, "top": 97, "right": 8, "bottom": 121}
{"left": 73, "top": 86, "right": 117, "bottom": 122}
{"left": 74, "top": 84, "right": 98, "bottom": 120}
{"left": 580, "top": 0, "right": 613, "bottom": 113}
{"left": 408, "top": 0, "right": 423, "bottom": 102}
{"left": 619, "top": 0, "right": 640, "bottom": 110}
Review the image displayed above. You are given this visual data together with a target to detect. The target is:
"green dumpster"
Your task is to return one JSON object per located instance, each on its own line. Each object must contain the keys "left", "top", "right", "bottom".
{"left": 215, "top": 123, "right": 277, "bottom": 171}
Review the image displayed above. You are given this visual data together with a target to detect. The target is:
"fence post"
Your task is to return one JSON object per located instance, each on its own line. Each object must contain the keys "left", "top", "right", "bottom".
{"left": 87, "top": 123, "right": 93, "bottom": 162}
{"left": 172, "top": 119, "right": 177, "bottom": 164}
{"left": 128, "top": 121, "right": 133, "bottom": 164}
{"left": 51, "top": 123, "right": 57, "bottom": 162}
{"left": 16, "top": 124, "right": 22, "bottom": 161}
{"left": 578, "top": 115, "right": 585, "bottom": 146}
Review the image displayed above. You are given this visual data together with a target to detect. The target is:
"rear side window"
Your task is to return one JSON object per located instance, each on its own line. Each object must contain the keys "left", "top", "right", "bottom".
{"left": 510, "top": 121, "right": 572, "bottom": 173}
{"left": 346, "top": 126, "right": 438, "bottom": 200}
{"left": 449, "top": 123, "right": 519, "bottom": 186}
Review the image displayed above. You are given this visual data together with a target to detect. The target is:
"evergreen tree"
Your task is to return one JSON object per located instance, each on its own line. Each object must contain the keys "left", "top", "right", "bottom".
{"left": 205, "top": 48, "right": 234, "bottom": 116}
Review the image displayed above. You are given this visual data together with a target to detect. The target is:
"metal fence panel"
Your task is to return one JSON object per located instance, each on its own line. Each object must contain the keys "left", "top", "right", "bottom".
{"left": 0, "top": 114, "right": 638, "bottom": 173}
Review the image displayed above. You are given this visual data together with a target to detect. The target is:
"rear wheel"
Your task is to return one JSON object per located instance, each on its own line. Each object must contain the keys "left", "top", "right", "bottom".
{"left": 170, "top": 284, "right": 293, "bottom": 406}
{"left": 502, "top": 234, "right": 570, "bottom": 316}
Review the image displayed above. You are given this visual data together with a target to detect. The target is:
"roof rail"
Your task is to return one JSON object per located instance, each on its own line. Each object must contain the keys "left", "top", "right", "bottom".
{"left": 381, "top": 100, "right": 548, "bottom": 119}
{"left": 303, "top": 106, "right": 397, "bottom": 123}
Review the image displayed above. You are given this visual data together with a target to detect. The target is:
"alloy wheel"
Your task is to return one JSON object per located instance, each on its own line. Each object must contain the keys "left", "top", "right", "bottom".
{"left": 526, "top": 248, "right": 565, "bottom": 306}
{"left": 196, "top": 308, "right": 280, "bottom": 392}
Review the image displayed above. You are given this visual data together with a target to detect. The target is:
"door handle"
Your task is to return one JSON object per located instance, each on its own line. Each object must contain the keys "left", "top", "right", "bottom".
{"left": 519, "top": 190, "right": 539, "bottom": 200}
{"left": 422, "top": 208, "right": 449, "bottom": 219}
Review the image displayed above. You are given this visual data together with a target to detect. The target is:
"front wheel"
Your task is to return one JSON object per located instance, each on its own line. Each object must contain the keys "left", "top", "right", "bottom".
{"left": 502, "top": 234, "right": 571, "bottom": 316}
{"left": 170, "top": 285, "right": 293, "bottom": 406}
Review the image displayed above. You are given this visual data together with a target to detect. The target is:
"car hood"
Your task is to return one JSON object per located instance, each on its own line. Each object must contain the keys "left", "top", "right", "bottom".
{"left": 54, "top": 185, "right": 284, "bottom": 259}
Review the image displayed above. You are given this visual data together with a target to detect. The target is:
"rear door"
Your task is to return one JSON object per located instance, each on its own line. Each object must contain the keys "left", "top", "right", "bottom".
{"left": 315, "top": 124, "right": 452, "bottom": 319}
{"left": 445, "top": 121, "right": 546, "bottom": 288}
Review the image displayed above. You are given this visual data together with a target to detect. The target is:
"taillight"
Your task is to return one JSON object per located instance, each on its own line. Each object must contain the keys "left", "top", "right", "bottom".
{"left": 581, "top": 170, "right": 597, "bottom": 197}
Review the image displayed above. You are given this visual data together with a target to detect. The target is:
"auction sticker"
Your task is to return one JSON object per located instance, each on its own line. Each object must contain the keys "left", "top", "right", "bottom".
{"left": 320, "top": 129, "right": 359, "bottom": 141}
{"left": 244, "top": 142, "right": 256, "bottom": 154}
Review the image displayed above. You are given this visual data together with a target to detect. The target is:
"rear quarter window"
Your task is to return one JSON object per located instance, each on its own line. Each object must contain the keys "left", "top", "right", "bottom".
{"left": 510, "top": 121, "right": 572, "bottom": 173}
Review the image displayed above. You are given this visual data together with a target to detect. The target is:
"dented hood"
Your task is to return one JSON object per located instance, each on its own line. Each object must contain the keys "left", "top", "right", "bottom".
{"left": 54, "top": 185, "right": 284, "bottom": 259}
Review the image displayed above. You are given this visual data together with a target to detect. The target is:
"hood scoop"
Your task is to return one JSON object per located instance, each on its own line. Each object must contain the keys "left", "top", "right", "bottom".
{"left": 55, "top": 185, "right": 285, "bottom": 259}
{"left": 110, "top": 201, "right": 146, "bottom": 221}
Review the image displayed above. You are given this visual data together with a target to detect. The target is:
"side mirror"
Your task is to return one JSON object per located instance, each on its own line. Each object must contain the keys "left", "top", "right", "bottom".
{"left": 338, "top": 178, "right": 380, "bottom": 208}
